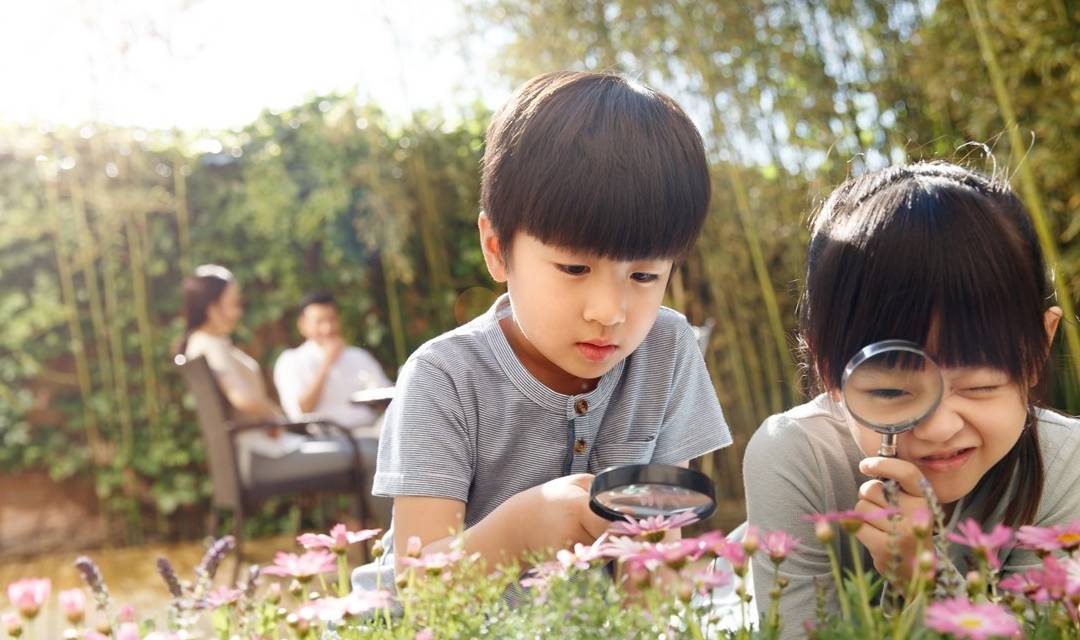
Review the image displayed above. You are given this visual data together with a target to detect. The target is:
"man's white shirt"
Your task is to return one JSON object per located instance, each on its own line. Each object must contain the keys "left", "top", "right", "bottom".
{"left": 274, "top": 340, "right": 392, "bottom": 429}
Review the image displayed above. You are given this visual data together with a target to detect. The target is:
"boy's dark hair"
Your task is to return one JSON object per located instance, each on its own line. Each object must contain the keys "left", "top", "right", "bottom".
{"left": 800, "top": 161, "right": 1055, "bottom": 527}
{"left": 481, "top": 71, "right": 710, "bottom": 261}
{"left": 298, "top": 292, "right": 337, "bottom": 316}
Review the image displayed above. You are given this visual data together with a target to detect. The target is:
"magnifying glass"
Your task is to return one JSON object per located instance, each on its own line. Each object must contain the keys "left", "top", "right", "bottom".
{"left": 589, "top": 464, "right": 717, "bottom": 521}
{"left": 840, "top": 339, "right": 945, "bottom": 457}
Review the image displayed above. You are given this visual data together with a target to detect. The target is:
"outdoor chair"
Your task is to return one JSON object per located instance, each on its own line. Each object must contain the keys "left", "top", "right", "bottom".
{"left": 692, "top": 318, "right": 716, "bottom": 354}
{"left": 175, "top": 354, "right": 372, "bottom": 575}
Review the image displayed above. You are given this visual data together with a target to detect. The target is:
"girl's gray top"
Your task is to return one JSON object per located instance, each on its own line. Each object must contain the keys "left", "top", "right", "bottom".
{"left": 744, "top": 394, "right": 1080, "bottom": 638}
{"left": 368, "top": 294, "right": 731, "bottom": 566}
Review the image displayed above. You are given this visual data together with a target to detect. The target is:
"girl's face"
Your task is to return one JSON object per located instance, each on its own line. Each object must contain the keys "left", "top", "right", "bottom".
{"left": 206, "top": 281, "right": 243, "bottom": 334}
{"left": 842, "top": 365, "right": 1027, "bottom": 505}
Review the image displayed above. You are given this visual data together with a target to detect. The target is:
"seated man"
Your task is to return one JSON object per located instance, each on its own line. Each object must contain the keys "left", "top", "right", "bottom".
{"left": 274, "top": 292, "right": 392, "bottom": 432}
{"left": 274, "top": 292, "right": 393, "bottom": 525}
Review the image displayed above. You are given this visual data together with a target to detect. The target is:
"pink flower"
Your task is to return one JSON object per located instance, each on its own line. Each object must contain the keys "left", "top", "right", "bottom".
{"left": 924, "top": 597, "right": 1020, "bottom": 640}
{"left": 116, "top": 603, "right": 136, "bottom": 623}
{"left": 311, "top": 590, "right": 392, "bottom": 622}
{"left": 6, "top": 578, "right": 51, "bottom": 619}
{"left": 597, "top": 536, "right": 651, "bottom": 560}
{"left": 59, "top": 588, "right": 87, "bottom": 623}
{"left": 399, "top": 549, "right": 467, "bottom": 574}
{"left": 1016, "top": 521, "right": 1080, "bottom": 554}
{"left": 206, "top": 586, "right": 243, "bottom": 609}
{"left": 804, "top": 508, "right": 900, "bottom": 534}
{"left": 760, "top": 530, "right": 801, "bottom": 563}
{"left": 556, "top": 540, "right": 607, "bottom": 571}
{"left": 415, "top": 630, "right": 435, "bottom": 640}
{"left": 116, "top": 622, "right": 141, "bottom": 640}
{"left": 2, "top": 612, "right": 22, "bottom": 636}
{"left": 405, "top": 536, "right": 423, "bottom": 558}
{"left": 683, "top": 566, "right": 731, "bottom": 594}
{"left": 620, "top": 540, "right": 700, "bottom": 573}
{"left": 946, "top": 519, "right": 1013, "bottom": 570}
{"left": 609, "top": 512, "right": 699, "bottom": 541}
{"left": 520, "top": 560, "right": 567, "bottom": 590}
{"left": 261, "top": 551, "right": 337, "bottom": 582}
{"left": 297, "top": 523, "right": 381, "bottom": 553}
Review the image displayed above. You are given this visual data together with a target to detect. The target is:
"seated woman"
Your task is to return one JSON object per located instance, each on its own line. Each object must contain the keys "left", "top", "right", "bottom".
{"left": 743, "top": 162, "right": 1080, "bottom": 636}
{"left": 179, "top": 265, "right": 383, "bottom": 521}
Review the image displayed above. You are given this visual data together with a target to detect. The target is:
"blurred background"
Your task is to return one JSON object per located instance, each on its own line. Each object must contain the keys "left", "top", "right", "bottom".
{"left": 1, "top": 0, "right": 1078, "bottom": 561}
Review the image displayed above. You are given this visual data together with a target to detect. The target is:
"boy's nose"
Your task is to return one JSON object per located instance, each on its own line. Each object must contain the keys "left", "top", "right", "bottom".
{"left": 582, "top": 286, "right": 627, "bottom": 327}
{"left": 909, "top": 397, "right": 965, "bottom": 444}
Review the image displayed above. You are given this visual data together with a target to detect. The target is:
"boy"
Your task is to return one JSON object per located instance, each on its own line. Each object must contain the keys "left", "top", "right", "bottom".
{"left": 365, "top": 71, "right": 731, "bottom": 580}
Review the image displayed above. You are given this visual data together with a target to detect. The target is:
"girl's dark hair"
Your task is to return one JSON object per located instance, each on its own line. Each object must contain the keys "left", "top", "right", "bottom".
{"left": 481, "top": 71, "right": 710, "bottom": 261}
{"left": 177, "top": 264, "right": 234, "bottom": 354}
{"left": 800, "top": 161, "right": 1055, "bottom": 527}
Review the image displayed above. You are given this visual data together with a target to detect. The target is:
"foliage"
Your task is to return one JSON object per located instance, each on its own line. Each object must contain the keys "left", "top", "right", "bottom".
{"left": 5, "top": 515, "right": 1080, "bottom": 639}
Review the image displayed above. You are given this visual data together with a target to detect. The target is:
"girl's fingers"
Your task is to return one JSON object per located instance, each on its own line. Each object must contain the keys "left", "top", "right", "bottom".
{"left": 859, "top": 456, "right": 927, "bottom": 497}
{"left": 858, "top": 479, "right": 890, "bottom": 507}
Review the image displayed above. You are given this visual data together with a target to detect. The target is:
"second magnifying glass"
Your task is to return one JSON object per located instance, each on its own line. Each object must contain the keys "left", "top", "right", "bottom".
{"left": 841, "top": 339, "right": 945, "bottom": 457}
{"left": 589, "top": 464, "right": 716, "bottom": 522}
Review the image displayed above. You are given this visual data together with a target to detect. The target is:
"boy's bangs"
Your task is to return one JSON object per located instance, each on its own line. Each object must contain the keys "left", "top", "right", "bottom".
{"left": 519, "top": 145, "right": 707, "bottom": 261}
{"left": 498, "top": 76, "right": 709, "bottom": 261}
{"left": 809, "top": 180, "right": 1048, "bottom": 389}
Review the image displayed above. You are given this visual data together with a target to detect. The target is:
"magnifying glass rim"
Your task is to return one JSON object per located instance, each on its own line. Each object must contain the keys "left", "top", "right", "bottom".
{"left": 840, "top": 339, "right": 944, "bottom": 434}
{"left": 589, "top": 463, "right": 717, "bottom": 522}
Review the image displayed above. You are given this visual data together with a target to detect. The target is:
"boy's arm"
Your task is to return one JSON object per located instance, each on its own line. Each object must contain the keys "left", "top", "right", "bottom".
{"left": 393, "top": 474, "right": 611, "bottom": 574}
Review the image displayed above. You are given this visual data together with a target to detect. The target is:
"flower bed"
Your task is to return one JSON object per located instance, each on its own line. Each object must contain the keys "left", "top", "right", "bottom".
{"left": 4, "top": 512, "right": 1080, "bottom": 639}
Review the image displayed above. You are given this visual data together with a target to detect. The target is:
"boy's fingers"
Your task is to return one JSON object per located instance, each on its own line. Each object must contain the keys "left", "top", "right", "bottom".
{"left": 567, "top": 473, "right": 595, "bottom": 492}
{"left": 858, "top": 480, "right": 889, "bottom": 507}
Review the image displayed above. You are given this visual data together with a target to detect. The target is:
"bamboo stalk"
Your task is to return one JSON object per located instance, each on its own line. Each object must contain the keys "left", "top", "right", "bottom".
{"left": 963, "top": 0, "right": 1080, "bottom": 388}
{"left": 82, "top": 137, "right": 135, "bottom": 453}
{"left": 43, "top": 168, "right": 104, "bottom": 465}
{"left": 409, "top": 142, "right": 455, "bottom": 330}
{"left": 63, "top": 141, "right": 120, "bottom": 427}
{"left": 173, "top": 156, "right": 192, "bottom": 276}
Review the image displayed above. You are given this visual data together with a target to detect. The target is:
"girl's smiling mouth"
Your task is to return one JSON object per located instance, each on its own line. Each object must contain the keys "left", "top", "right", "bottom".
{"left": 916, "top": 447, "right": 976, "bottom": 472}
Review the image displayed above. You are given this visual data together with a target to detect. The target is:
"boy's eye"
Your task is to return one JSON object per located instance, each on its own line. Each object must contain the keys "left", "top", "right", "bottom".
{"left": 557, "top": 264, "right": 590, "bottom": 275}
{"left": 630, "top": 272, "right": 660, "bottom": 283}
{"left": 966, "top": 385, "right": 1001, "bottom": 394}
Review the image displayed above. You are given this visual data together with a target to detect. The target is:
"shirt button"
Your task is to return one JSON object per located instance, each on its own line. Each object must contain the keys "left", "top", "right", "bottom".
{"left": 574, "top": 399, "right": 589, "bottom": 415}
{"left": 574, "top": 439, "right": 587, "bottom": 454}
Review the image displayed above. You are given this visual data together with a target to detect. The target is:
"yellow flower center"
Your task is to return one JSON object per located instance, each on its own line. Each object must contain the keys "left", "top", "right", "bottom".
{"left": 959, "top": 615, "right": 985, "bottom": 629}
{"left": 1057, "top": 532, "right": 1080, "bottom": 546}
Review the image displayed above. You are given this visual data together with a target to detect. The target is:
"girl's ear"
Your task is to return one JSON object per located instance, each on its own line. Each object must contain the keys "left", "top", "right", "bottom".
{"left": 478, "top": 212, "right": 508, "bottom": 283}
{"left": 1045, "top": 306, "right": 1063, "bottom": 344}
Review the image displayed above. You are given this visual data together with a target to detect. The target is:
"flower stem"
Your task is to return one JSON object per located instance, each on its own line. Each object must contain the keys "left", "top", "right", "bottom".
{"left": 824, "top": 540, "right": 851, "bottom": 622}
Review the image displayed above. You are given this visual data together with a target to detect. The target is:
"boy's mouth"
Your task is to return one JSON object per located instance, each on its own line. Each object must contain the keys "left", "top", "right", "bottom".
{"left": 576, "top": 341, "right": 618, "bottom": 362}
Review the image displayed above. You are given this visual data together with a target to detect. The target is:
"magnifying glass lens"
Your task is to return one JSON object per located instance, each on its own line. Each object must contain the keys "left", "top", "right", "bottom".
{"left": 589, "top": 464, "right": 717, "bottom": 521}
{"left": 594, "top": 485, "right": 713, "bottom": 518}
{"left": 842, "top": 344, "right": 943, "bottom": 435}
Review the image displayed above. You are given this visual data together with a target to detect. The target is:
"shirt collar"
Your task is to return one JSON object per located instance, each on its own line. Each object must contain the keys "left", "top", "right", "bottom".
{"left": 483, "top": 293, "right": 623, "bottom": 417}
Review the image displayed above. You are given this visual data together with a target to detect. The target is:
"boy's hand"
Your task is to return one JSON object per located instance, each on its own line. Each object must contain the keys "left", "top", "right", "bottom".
{"left": 512, "top": 473, "right": 611, "bottom": 552}
{"left": 853, "top": 456, "right": 932, "bottom": 582}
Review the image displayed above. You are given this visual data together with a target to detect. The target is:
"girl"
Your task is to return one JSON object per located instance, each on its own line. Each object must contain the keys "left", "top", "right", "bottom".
{"left": 742, "top": 162, "right": 1080, "bottom": 634}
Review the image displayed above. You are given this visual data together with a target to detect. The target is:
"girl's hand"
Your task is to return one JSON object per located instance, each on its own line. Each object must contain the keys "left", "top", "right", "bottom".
{"left": 853, "top": 456, "right": 932, "bottom": 581}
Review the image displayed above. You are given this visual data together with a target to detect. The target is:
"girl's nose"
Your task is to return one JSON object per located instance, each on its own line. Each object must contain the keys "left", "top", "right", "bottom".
{"left": 909, "top": 398, "right": 965, "bottom": 444}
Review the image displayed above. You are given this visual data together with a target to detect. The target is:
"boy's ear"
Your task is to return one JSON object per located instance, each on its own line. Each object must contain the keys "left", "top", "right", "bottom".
{"left": 478, "top": 212, "right": 508, "bottom": 283}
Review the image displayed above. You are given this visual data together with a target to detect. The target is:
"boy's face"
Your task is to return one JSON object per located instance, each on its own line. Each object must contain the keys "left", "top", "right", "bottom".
{"left": 480, "top": 215, "right": 673, "bottom": 392}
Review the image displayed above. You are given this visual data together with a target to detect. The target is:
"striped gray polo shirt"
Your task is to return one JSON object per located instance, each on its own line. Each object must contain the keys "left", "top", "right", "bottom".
{"left": 371, "top": 294, "right": 731, "bottom": 548}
